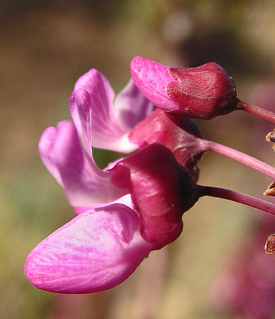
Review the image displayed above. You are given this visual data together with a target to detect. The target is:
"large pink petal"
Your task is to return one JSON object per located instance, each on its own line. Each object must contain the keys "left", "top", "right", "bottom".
{"left": 39, "top": 120, "right": 126, "bottom": 207}
{"left": 130, "top": 56, "right": 174, "bottom": 110}
{"left": 71, "top": 69, "right": 138, "bottom": 153}
{"left": 25, "top": 204, "right": 153, "bottom": 293}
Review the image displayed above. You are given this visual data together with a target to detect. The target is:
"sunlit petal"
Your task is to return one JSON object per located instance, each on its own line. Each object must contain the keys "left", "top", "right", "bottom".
{"left": 25, "top": 204, "right": 153, "bottom": 293}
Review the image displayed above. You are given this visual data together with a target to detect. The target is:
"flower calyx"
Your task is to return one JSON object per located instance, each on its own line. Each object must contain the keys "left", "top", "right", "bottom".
{"left": 129, "top": 108, "right": 204, "bottom": 180}
{"left": 110, "top": 143, "right": 200, "bottom": 249}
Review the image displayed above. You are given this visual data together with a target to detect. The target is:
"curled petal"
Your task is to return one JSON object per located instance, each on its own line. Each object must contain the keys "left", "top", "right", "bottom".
{"left": 71, "top": 69, "right": 141, "bottom": 153}
{"left": 130, "top": 56, "right": 173, "bottom": 110}
{"left": 39, "top": 120, "right": 126, "bottom": 207}
{"left": 25, "top": 204, "right": 153, "bottom": 293}
{"left": 69, "top": 89, "right": 94, "bottom": 163}
{"left": 38, "top": 126, "right": 64, "bottom": 187}
{"left": 74, "top": 68, "right": 115, "bottom": 102}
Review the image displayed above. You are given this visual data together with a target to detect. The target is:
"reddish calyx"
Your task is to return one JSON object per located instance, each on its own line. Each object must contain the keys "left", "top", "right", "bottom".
{"left": 110, "top": 143, "right": 200, "bottom": 249}
{"left": 129, "top": 108, "right": 203, "bottom": 181}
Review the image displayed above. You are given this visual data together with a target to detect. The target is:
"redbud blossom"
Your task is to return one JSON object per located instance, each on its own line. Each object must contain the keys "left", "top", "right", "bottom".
{"left": 25, "top": 143, "right": 201, "bottom": 293}
{"left": 131, "top": 56, "right": 275, "bottom": 124}
{"left": 26, "top": 63, "right": 275, "bottom": 296}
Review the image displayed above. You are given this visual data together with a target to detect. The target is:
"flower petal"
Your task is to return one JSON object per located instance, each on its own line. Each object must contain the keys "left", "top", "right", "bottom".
{"left": 71, "top": 69, "right": 139, "bottom": 153}
{"left": 74, "top": 68, "right": 115, "bottom": 101}
{"left": 114, "top": 78, "right": 154, "bottom": 131}
{"left": 130, "top": 56, "right": 174, "bottom": 110}
{"left": 25, "top": 204, "right": 153, "bottom": 293}
{"left": 39, "top": 120, "right": 127, "bottom": 207}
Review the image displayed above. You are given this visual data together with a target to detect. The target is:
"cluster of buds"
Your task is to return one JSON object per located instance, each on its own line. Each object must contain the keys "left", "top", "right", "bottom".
{"left": 25, "top": 57, "right": 275, "bottom": 294}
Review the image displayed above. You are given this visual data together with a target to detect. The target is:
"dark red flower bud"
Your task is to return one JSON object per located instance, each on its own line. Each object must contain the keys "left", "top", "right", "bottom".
{"left": 167, "top": 63, "right": 237, "bottom": 118}
{"left": 130, "top": 56, "right": 237, "bottom": 119}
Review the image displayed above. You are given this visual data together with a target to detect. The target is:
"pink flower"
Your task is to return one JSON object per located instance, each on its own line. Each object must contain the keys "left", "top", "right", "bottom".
{"left": 25, "top": 142, "right": 200, "bottom": 293}
{"left": 25, "top": 69, "right": 200, "bottom": 294}
{"left": 25, "top": 66, "right": 275, "bottom": 295}
{"left": 130, "top": 56, "right": 237, "bottom": 119}
{"left": 39, "top": 69, "right": 153, "bottom": 211}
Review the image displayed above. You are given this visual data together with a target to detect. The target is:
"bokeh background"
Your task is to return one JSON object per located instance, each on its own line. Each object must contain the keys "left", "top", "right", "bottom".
{"left": 2, "top": 0, "right": 275, "bottom": 318}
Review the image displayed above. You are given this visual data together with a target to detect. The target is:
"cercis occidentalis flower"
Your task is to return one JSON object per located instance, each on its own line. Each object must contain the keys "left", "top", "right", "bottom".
{"left": 130, "top": 56, "right": 275, "bottom": 123}
{"left": 25, "top": 63, "right": 275, "bottom": 295}
{"left": 39, "top": 69, "right": 153, "bottom": 210}
{"left": 40, "top": 66, "right": 275, "bottom": 208}
{"left": 25, "top": 141, "right": 275, "bottom": 294}
{"left": 25, "top": 141, "right": 201, "bottom": 293}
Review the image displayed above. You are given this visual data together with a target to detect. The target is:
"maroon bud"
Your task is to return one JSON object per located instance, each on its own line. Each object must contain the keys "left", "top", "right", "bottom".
{"left": 130, "top": 57, "right": 237, "bottom": 119}
{"left": 167, "top": 63, "right": 237, "bottom": 119}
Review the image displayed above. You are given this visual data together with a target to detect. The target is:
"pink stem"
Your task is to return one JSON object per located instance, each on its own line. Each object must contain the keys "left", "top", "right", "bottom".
{"left": 198, "top": 185, "right": 275, "bottom": 216}
{"left": 237, "top": 99, "right": 275, "bottom": 124}
{"left": 198, "top": 138, "right": 275, "bottom": 180}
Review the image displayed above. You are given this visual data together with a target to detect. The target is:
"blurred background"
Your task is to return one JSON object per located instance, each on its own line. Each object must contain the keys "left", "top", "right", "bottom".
{"left": 2, "top": 0, "right": 275, "bottom": 318}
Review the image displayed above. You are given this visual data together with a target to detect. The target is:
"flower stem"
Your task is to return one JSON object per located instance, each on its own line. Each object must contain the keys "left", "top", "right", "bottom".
{"left": 237, "top": 99, "right": 275, "bottom": 124}
{"left": 198, "top": 138, "right": 275, "bottom": 180}
{"left": 198, "top": 185, "right": 275, "bottom": 216}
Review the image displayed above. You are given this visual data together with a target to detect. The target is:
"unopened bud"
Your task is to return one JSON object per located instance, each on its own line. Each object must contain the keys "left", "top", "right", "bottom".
{"left": 130, "top": 56, "right": 237, "bottom": 119}
{"left": 166, "top": 63, "right": 237, "bottom": 119}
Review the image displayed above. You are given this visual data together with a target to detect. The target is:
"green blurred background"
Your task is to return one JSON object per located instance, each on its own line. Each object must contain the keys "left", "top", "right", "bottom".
{"left": 1, "top": 0, "right": 275, "bottom": 318}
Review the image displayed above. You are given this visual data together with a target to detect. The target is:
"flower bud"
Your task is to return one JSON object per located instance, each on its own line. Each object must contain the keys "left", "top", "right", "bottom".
{"left": 130, "top": 56, "right": 237, "bottom": 119}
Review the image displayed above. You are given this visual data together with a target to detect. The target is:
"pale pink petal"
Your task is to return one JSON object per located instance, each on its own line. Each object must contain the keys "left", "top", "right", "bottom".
{"left": 71, "top": 70, "right": 138, "bottom": 153}
{"left": 38, "top": 126, "right": 64, "bottom": 187}
{"left": 130, "top": 56, "right": 174, "bottom": 110}
{"left": 39, "top": 120, "right": 126, "bottom": 207}
{"left": 69, "top": 89, "right": 94, "bottom": 161}
{"left": 25, "top": 204, "right": 153, "bottom": 293}
{"left": 114, "top": 78, "right": 154, "bottom": 131}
